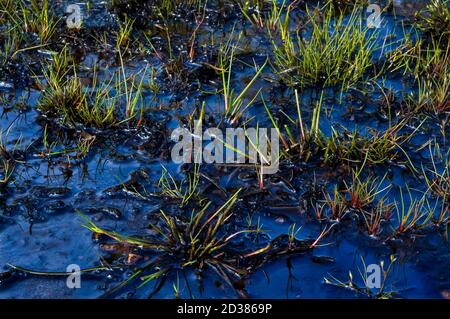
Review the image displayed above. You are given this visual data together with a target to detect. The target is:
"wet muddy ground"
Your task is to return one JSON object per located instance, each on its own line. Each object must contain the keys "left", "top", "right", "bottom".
{"left": 0, "top": 0, "right": 449, "bottom": 298}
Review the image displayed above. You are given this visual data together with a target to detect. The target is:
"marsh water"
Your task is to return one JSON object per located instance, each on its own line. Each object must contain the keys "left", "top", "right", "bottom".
{"left": 0, "top": 0, "right": 449, "bottom": 299}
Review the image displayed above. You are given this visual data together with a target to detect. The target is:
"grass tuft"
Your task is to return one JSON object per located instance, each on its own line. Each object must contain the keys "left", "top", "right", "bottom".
{"left": 389, "top": 36, "right": 449, "bottom": 115}
{"left": 158, "top": 164, "right": 204, "bottom": 207}
{"left": 0, "top": 127, "right": 21, "bottom": 188}
{"left": 38, "top": 49, "right": 146, "bottom": 128}
{"left": 3, "top": 0, "right": 60, "bottom": 45}
{"left": 324, "top": 255, "right": 398, "bottom": 299}
{"left": 344, "top": 171, "right": 389, "bottom": 212}
{"left": 218, "top": 34, "right": 267, "bottom": 124}
{"left": 422, "top": 146, "right": 450, "bottom": 201}
{"left": 416, "top": 0, "right": 450, "bottom": 43}
{"left": 265, "top": 91, "right": 406, "bottom": 167}
{"left": 394, "top": 189, "right": 433, "bottom": 236}
{"left": 82, "top": 190, "right": 252, "bottom": 290}
{"left": 271, "top": 5, "right": 376, "bottom": 90}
